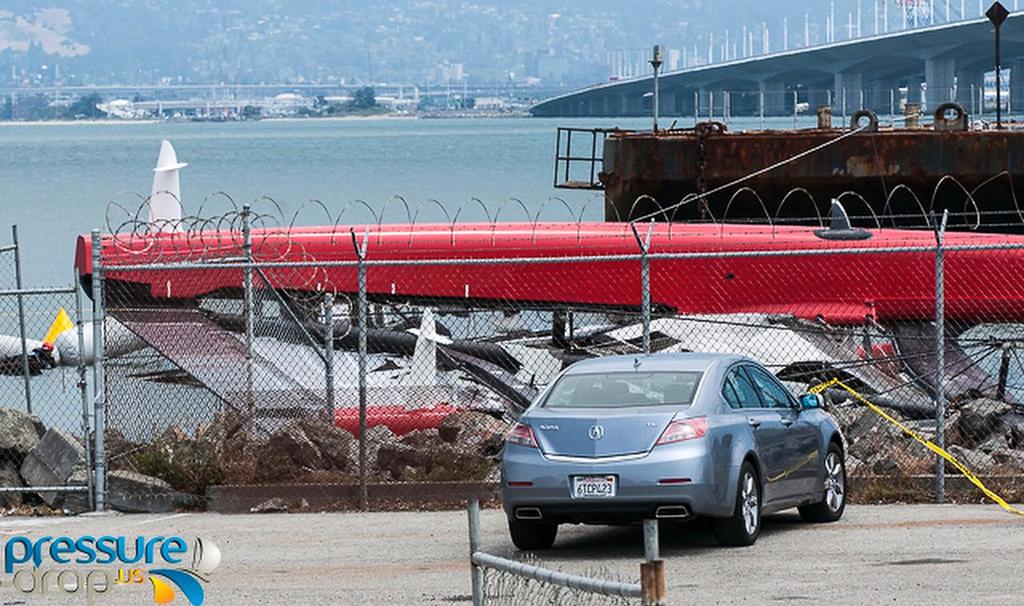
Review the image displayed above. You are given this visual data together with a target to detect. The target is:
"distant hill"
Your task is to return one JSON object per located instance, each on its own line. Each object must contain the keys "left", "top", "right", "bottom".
{"left": 0, "top": 1, "right": 917, "bottom": 87}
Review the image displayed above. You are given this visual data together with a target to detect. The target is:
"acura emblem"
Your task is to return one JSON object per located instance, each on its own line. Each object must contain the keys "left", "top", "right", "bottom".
{"left": 588, "top": 425, "right": 605, "bottom": 440}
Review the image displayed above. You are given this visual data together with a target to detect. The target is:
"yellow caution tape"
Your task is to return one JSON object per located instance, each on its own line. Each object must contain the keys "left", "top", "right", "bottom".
{"left": 811, "top": 378, "right": 1024, "bottom": 517}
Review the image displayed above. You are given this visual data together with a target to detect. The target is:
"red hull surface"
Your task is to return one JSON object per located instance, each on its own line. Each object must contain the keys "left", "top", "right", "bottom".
{"left": 77, "top": 222, "right": 1024, "bottom": 325}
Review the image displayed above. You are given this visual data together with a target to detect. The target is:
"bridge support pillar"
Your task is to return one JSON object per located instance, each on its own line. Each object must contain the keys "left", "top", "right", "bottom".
{"left": 806, "top": 87, "right": 831, "bottom": 112}
{"left": 866, "top": 81, "right": 897, "bottom": 116}
{"left": 906, "top": 78, "right": 923, "bottom": 105}
{"left": 925, "top": 58, "right": 956, "bottom": 110}
{"left": 834, "top": 72, "right": 864, "bottom": 117}
{"left": 1010, "top": 59, "right": 1024, "bottom": 115}
{"left": 956, "top": 68, "right": 983, "bottom": 115}
{"left": 759, "top": 80, "right": 787, "bottom": 116}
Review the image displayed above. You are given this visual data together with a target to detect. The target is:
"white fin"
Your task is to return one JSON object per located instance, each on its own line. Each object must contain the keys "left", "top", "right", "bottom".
{"left": 405, "top": 309, "right": 439, "bottom": 387}
{"left": 148, "top": 140, "right": 187, "bottom": 230}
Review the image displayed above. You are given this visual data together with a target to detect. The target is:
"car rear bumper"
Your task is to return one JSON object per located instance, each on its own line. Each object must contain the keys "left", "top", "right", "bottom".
{"left": 501, "top": 441, "right": 734, "bottom": 522}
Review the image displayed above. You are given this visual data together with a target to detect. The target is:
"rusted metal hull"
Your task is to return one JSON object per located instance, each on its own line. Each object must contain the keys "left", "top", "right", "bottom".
{"left": 601, "top": 127, "right": 1024, "bottom": 232}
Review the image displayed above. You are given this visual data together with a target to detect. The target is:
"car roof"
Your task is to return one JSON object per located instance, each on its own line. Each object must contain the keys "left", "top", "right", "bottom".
{"left": 562, "top": 352, "right": 747, "bottom": 374}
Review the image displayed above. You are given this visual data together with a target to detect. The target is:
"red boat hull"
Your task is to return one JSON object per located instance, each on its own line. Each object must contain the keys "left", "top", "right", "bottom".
{"left": 77, "top": 222, "right": 1024, "bottom": 325}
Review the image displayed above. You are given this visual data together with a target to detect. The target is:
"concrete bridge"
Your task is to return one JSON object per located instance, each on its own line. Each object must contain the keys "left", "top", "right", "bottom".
{"left": 532, "top": 12, "right": 1024, "bottom": 119}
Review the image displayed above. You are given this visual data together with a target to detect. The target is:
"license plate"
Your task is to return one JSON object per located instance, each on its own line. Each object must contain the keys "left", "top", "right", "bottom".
{"left": 571, "top": 475, "right": 617, "bottom": 499}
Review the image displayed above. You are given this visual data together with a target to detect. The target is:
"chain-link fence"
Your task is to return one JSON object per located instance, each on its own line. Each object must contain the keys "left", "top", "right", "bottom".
{"left": 89, "top": 211, "right": 1024, "bottom": 511}
{"left": 0, "top": 227, "right": 92, "bottom": 512}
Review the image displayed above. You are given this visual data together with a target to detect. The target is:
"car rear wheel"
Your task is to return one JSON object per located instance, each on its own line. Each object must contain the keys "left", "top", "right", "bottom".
{"left": 712, "top": 461, "right": 761, "bottom": 547}
{"left": 508, "top": 517, "right": 558, "bottom": 551}
{"left": 798, "top": 443, "right": 846, "bottom": 523}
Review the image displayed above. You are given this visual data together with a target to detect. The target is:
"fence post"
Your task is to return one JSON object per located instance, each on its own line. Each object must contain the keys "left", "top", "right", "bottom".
{"left": 934, "top": 210, "right": 948, "bottom": 504}
{"left": 90, "top": 230, "right": 107, "bottom": 512}
{"left": 74, "top": 271, "right": 94, "bottom": 510}
{"left": 352, "top": 230, "right": 369, "bottom": 511}
{"left": 468, "top": 498, "right": 485, "bottom": 606}
{"left": 12, "top": 226, "right": 31, "bottom": 414}
{"left": 631, "top": 223, "right": 653, "bottom": 354}
{"left": 241, "top": 204, "right": 254, "bottom": 407}
{"left": 324, "top": 292, "right": 335, "bottom": 420}
{"left": 640, "top": 519, "right": 665, "bottom": 606}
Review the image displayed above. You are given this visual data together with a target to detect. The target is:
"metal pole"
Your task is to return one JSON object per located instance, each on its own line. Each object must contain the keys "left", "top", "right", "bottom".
{"left": 74, "top": 274, "right": 94, "bottom": 510}
{"left": 793, "top": 90, "right": 799, "bottom": 128}
{"left": 324, "top": 292, "right": 335, "bottom": 419}
{"left": 241, "top": 205, "right": 254, "bottom": 407}
{"left": 468, "top": 498, "right": 485, "bottom": 606}
{"left": 934, "top": 210, "right": 948, "bottom": 504}
{"left": 353, "top": 230, "right": 369, "bottom": 511}
{"left": 693, "top": 90, "right": 699, "bottom": 125}
{"left": 759, "top": 89, "right": 765, "bottom": 129}
{"left": 632, "top": 223, "right": 653, "bottom": 355}
{"left": 650, "top": 45, "right": 662, "bottom": 132}
{"left": 643, "top": 519, "right": 659, "bottom": 561}
{"left": 12, "top": 226, "right": 31, "bottom": 414}
{"left": 996, "top": 24, "right": 1003, "bottom": 129}
{"left": 90, "top": 230, "right": 107, "bottom": 512}
{"left": 890, "top": 88, "right": 896, "bottom": 124}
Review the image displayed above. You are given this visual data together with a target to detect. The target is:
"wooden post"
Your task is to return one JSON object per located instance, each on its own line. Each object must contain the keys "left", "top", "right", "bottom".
{"left": 640, "top": 560, "right": 666, "bottom": 606}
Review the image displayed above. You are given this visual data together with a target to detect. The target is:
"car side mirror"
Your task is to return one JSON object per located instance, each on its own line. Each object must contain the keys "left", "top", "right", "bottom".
{"left": 799, "top": 393, "right": 824, "bottom": 411}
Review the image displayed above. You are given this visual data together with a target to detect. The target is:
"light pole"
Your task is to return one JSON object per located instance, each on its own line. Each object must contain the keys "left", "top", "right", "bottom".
{"left": 987, "top": 1, "right": 1009, "bottom": 129}
{"left": 650, "top": 45, "right": 663, "bottom": 132}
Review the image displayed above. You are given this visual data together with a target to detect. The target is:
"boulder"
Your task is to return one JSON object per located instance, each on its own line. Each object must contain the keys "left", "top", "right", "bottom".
{"left": 976, "top": 430, "right": 1011, "bottom": 454}
{"left": 107, "top": 470, "right": 191, "bottom": 513}
{"left": 296, "top": 419, "right": 354, "bottom": 471}
{"left": 20, "top": 428, "right": 86, "bottom": 507}
{"left": 951, "top": 398, "right": 1013, "bottom": 446}
{"left": 0, "top": 462, "right": 23, "bottom": 509}
{"left": 990, "top": 448, "right": 1024, "bottom": 471}
{"left": 438, "top": 411, "right": 508, "bottom": 445}
{"left": 1000, "top": 412, "right": 1024, "bottom": 448}
{"left": 945, "top": 445, "right": 995, "bottom": 475}
{"left": 0, "top": 407, "right": 44, "bottom": 456}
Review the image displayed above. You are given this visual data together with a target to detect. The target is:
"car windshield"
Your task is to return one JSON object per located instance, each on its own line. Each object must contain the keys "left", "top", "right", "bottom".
{"left": 543, "top": 371, "right": 703, "bottom": 409}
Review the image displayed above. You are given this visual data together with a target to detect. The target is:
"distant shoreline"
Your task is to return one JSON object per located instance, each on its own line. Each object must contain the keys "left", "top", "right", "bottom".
{"left": 0, "top": 112, "right": 529, "bottom": 126}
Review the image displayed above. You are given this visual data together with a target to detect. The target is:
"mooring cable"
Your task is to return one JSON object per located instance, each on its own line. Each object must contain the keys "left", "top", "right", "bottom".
{"left": 631, "top": 123, "right": 871, "bottom": 224}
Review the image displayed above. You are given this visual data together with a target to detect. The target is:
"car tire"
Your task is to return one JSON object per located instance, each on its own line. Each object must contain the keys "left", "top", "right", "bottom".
{"left": 508, "top": 518, "right": 558, "bottom": 551}
{"left": 798, "top": 442, "right": 846, "bottom": 523}
{"left": 712, "top": 461, "right": 761, "bottom": 547}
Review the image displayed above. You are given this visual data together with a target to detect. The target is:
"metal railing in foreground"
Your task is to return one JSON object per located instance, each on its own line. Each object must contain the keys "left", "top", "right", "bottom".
{"left": 467, "top": 499, "right": 666, "bottom": 606}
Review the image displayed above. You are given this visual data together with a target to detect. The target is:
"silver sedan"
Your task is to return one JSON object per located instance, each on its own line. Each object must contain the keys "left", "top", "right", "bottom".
{"left": 501, "top": 352, "right": 846, "bottom": 548}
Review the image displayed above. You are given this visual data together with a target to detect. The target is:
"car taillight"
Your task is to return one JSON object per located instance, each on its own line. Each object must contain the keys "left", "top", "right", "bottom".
{"left": 506, "top": 423, "right": 538, "bottom": 448}
{"left": 656, "top": 417, "right": 707, "bottom": 446}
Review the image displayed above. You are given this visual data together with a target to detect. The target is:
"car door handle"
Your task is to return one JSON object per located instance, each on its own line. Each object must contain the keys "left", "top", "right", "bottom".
{"left": 779, "top": 418, "right": 794, "bottom": 427}
{"left": 747, "top": 417, "right": 761, "bottom": 428}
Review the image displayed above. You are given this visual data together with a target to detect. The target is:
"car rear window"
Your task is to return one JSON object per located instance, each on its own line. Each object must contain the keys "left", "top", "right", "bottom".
{"left": 543, "top": 371, "right": 703, "bottom": 409}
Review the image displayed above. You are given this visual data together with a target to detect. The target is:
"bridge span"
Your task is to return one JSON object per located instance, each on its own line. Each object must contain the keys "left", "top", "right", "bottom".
{"left": 533, "top": 13, "right": 1024, "bottom": 119}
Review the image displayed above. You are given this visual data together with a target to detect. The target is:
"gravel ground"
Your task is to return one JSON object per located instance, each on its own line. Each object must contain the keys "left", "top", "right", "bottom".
{"left": 0, "top": 504, "right": 1019, "bottom": 605}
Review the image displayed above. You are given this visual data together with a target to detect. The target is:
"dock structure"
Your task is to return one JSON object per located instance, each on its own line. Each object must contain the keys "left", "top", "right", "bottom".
{"left": 532, "top": 12, "right": 1024, "bottom": 118}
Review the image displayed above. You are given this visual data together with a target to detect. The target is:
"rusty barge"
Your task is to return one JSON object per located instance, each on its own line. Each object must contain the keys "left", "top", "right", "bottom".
{"left": 557, "top": 104, "right": 1024, "bottom": 232}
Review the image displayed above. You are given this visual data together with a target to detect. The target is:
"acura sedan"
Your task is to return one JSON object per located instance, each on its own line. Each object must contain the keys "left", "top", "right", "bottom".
{"left": 501, "top": 353, "right": 846, "bottom": 548}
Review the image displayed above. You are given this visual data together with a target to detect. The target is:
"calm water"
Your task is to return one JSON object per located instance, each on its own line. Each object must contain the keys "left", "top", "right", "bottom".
{"left": 0, "top": 115, "right": 814, "bottom": 286}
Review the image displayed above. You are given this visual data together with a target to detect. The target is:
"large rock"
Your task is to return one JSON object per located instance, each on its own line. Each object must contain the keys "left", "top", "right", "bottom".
{"left": 1000, "top": 412, "right": 1024, "bottom": 448}
{"left": 951, "top": 398, "right": 1013, "bottom": 446}
{"left": 0, "top": 462, "right": 23, "bottom": 509}
{"left": 20, "top": 428, "right": 86, "bottom": 507}
{"left": 438, "top": 412, "right": 507, "bottom": 444}
{"left": 0, "top": 407, "right": 44, "bottom": 456}
{"left": 107, "top": 470, "right": 191, "bottom": 513}
{"left": 991, "top": 448, "right": 1024, "bottom": 471}
{"left": 296, "top": 419, "right": 354, "bottom": 471}
{"left": 945, "top": 445, "right": 995, "bottom": 475}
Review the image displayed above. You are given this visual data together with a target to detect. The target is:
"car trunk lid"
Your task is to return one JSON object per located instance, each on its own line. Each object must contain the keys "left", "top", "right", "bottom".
{"left": 526, "top": 408, "right": 679, "bottom": 458}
